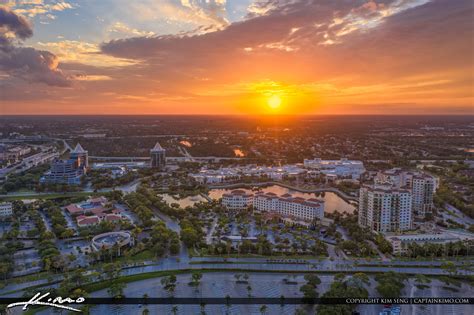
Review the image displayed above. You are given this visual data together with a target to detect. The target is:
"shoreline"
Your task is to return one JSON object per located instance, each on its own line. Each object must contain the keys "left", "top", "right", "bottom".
{"left": 207, "top": 181, "right": 359, "bottom": 203}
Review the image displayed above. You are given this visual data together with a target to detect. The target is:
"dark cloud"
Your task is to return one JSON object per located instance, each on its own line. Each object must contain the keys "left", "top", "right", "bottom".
{"left": 0, "top": 7, "right": 70, "bottom": 86}
{"left": 100, "top": 0, "right": 473, "bottom": 83}
{"left": 0, "top": 7, "right": 32, "bottom": 40}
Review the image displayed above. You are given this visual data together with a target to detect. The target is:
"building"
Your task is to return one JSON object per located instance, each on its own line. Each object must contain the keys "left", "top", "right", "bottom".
{"left": 189, "top": 164, "right": 306, "bottom": 184}
{"left": 65, "top": 196, "right": 108, "bottom": 216}
{"left": 375, "top": 168, "right": 437, "bottom": 218}
{"left": 254, "top": 192, "right": 324, "bottom": 222}
{"left": 40, "top": 143, "right": 88, "bottom": 185}
{"left": 77, "top": 213, "right": 124, "bottom": 228}
{"left": 358, "top": 183, "right": 412, "bottom": 233}
{"left": 386, "top": 230, "right": 474, "bottom": 255}
{"left": 222, "top": 190, "right": 253, "bottom": 210}
{"left": 69, "top": 143, "right": 89, "bottom": 168}
{"left": 150, "top": 142, "right": 166, "bottom": 169}
{"left": 411, "top": 174, "right": 436, "bottom": 217}
{"left": 91, "top": 231, "right": 134, "bottom": 254}
{"left": 303, "top": 158, "right": 365, "bottom": 179}
{"left": 0, "top": 202, "right": 13, "bottom": 218}
{"left": 0, "top": 145, "right": 31, "bottom": 162}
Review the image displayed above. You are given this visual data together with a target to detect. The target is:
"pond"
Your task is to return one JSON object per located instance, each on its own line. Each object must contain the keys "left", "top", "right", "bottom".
{"left": 233, "top": 148, "right": 245, "bottom": 157}
{"left": 208, "top": 185, "right": 355, "bottom": 214}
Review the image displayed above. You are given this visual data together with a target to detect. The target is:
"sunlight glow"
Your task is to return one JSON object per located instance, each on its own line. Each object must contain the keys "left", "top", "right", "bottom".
{"left": 267, "top": 95, "right": 282, "bottom": 109}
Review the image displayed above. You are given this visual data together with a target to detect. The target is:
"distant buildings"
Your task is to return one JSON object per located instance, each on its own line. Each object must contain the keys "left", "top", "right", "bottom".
{"left": 41, "top": 143, "right": 88, "bottom": 185}
{"left": 150, "top": 142, "right": 166, "bottom": 170}
{"left": 222, "top": 190, "right": 253, "bottom": 210}
{"left": 358, "top": 183, "right": 412, "bottom": 233}
{"left": 254, "top": 192, "right": 325, "bottom": 223}
{"left": 303, "top": 158, "right": 365, "bottom": 179}
{"left": 0, "top": 202, "right": 13, "bottom": 218}
{"left": 189, "top": 164, "right": 306, "bottom": 184}
{"left": 0, "top": 145, "right": 31, "bottom": 162}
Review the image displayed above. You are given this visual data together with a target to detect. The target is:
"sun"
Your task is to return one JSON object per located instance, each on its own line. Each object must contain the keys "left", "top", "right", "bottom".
{"left": 267, "top": 95, "right": 282, "bottom": 109}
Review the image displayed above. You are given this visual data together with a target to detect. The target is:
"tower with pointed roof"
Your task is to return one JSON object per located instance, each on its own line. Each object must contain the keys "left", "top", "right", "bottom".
{"left": 150, "top": 142, "right": 166, "bottom": 170}
{"left": 70, "top": 143, "right": 89, "bottom": 169}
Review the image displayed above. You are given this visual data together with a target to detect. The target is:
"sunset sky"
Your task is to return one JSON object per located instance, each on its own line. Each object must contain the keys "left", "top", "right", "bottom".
{"left": 0, "top": 0, "right": 473, "bottom": 115}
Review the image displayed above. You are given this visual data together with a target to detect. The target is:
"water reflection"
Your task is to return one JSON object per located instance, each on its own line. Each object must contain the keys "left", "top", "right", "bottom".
{"left": 233, "top": 148, "right": 245, "bottom": 157}
{"left": 159, "top": 185, "right": 354, "bottom": 214}
{"left": 208, "top": 185, "right": 355, "bottom": 214}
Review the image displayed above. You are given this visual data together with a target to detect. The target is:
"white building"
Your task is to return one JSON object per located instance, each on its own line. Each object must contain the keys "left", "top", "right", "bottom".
{"left": 190, "top": 164, "right": 306, "bottom": 184}
{"left": 386, "top": 230, "right": 474, "bottom": 255}
{"left": 303, "top": 158, "right": 365, "bottom": 179}
{"left": 375, "top": 168, "right": 437, "bottom": 217}
{"left": 254, "top": 192, "right": 324, "bottom": 222}
{"left": 190, "top": 168, "right": 241, "bottom": 184}
{"left": 358, "top": 183, "right": 412, "bottom": 233}
{"left": 0, "top": 202, "right": 13, "bottom": 218}
{"left": 221, "top": 190, "right": 253, "bottom": 210}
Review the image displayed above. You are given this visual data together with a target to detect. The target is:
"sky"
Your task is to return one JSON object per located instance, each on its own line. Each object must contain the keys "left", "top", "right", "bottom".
{"left": 0, "top": 0, "right": 473, "bottom": 115}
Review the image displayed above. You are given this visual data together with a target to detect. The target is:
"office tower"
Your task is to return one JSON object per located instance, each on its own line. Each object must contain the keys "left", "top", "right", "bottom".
{"left": 150, "top": 142, "right": 166, "bottom": 169}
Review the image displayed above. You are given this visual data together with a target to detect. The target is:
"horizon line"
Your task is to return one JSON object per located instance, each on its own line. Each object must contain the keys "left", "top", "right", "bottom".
{"left": 1, "top": 114, "right": 473, "bottom": 117}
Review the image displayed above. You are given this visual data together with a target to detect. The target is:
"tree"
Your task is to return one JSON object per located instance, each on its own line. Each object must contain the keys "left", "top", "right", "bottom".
{"left": 161, "top": 275, "right": 177, "bottom": 295}
{"left": 300, "top": 284, "right": 318, "bottom": 299}
{"left": 375, "top": 272, "right": 406, "bottom": 298}
{"left": 260, "top": 305, "right": 268, "bottom": 314}
{"left": 191, "top": 271, "right": 203, "bottom": 291}
{"left": 180, "top": 227, "right": 200, "bottom": 247}
{"left": 108, "top": 280, "right": 126, "bottom": 298}
{"left": 304, "top": 274, "right": 321, "bottom": 287}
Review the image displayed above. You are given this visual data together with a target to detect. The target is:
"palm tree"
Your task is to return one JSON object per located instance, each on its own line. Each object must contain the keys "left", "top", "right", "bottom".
{"left": 171, "top": 306, "right": 178, "bottom": 315}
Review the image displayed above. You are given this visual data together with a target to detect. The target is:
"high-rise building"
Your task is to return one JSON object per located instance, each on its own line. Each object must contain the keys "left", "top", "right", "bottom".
{"left": 40, "top": 143, "right": 88, "bottom": 185}
{"left": 375, "top": 168, "right": 437, "bottom": 218}
{"left": 358, "top": 183, "right": 412, "bottom": 233}
{"left": 150, "top": 142, "right": 166, "bottom": 169}
{"left": 411, "top": 174, "right": 436, "bottom": 217}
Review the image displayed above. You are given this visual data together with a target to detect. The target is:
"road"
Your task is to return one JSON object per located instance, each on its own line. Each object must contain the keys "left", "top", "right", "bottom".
{"left": 1, "top": 253, "right": 472, "bottom": 297}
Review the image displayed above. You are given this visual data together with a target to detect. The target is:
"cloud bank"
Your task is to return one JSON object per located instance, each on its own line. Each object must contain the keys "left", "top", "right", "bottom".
{"left": 0, "top": 7, "right": 70, "bottom": 86}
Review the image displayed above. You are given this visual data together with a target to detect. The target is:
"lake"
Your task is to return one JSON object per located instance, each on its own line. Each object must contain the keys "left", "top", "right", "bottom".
{"left": 208, "top": 185, "right": 355, "bottom": 214}
{"left": 159, "top": 185, "right": 355, "bottom": 214}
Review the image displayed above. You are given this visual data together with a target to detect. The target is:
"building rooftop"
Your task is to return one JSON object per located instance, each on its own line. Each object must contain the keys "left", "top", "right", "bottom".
{"left": 151, "top": 142, "right": 165, "bottom": 152}
{"left": 72, "top": 143, "right": 87, "bottom": 153}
